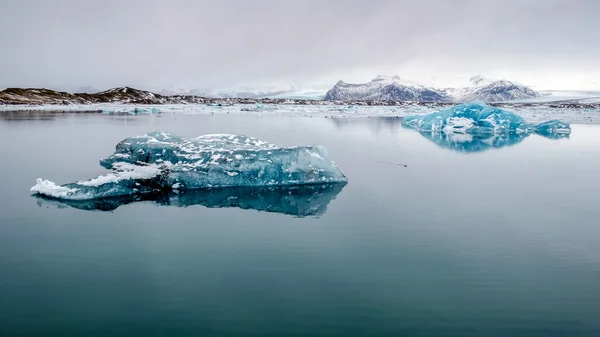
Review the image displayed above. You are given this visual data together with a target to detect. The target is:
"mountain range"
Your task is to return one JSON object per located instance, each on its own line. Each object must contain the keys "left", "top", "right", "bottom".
{"left": 0, "top": 86, "right": 335, "bottom": 106}
{"left": 2, "top": 82, "right": 598, "bottom": 108}
{"left": 324, "top": 75, "right": 540, "bottom": 103}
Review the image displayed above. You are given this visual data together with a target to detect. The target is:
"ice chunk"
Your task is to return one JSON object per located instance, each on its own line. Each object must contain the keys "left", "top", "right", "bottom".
{"left": 101, "top": 107, "right": 160, "bottom": 114}
{"left": 31, "top": 163, "right": 167, "bottom": 201}
{"left": 535, "top": 120, "right": 572, "bottom": 136}
{"left": 34, "top": 183, "right": 345, "bottom": 217}
{"left": 402, "top": 102, "right": 570, "bottom": 135}
{"left": 31, "top": 132, "right": 347, "bottom": 201}
{"left": 30, "top": 179, "right": 79, "bottom": 199}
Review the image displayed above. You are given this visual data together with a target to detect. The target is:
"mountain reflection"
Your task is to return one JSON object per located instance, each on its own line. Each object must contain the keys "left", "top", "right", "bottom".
{"left": 415, "top": 131, "right": 569, "bottom": 153}
{"left": 329, "top": 116, "right": 404, "bottom": 134}
{"left": 34, "top": 183, "right": 346, "bottom": 217}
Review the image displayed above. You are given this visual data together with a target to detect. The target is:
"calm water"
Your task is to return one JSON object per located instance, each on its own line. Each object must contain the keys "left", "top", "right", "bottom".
{"left": 1, "top": 113, "right": 600, "bottom": 337}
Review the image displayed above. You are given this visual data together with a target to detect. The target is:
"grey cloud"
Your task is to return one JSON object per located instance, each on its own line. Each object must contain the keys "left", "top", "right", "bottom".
{"left": 0, "top": 0, "right": 598, "bottom": 91}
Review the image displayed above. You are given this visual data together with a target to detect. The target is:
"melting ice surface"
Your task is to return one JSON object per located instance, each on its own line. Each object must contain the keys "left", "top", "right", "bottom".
{"left": 402, "top": 102, "right": 571, "bottom": 136}
{"left": 31, "top": 132, "right": 347, "bottom": 201}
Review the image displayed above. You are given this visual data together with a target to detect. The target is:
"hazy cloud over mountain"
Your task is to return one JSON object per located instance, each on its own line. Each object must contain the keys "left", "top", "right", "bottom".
{"left": 1, "top": 0, "right": 598, "bottom": 91}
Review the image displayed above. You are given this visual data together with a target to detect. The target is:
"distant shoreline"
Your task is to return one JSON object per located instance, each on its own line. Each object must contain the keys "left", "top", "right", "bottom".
{"left": 1, "top": 86, "right": 599, "bottom": 110}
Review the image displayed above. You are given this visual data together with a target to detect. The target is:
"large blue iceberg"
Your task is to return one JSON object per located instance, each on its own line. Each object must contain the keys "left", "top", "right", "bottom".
{"left": 402, "top": 102, "right": 571, "bottom": 136}
{"left": 31, "top": 132, "right": 348, "bottom": 201}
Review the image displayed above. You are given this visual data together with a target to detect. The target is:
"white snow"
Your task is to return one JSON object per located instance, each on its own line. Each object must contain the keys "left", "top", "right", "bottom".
{"left": 30, "top": 178, "right": 78, "bottom": 198}
{"left": 77, "top": 163, "right": 161, "bottom": 187}
{"left": 443, "top": 117, "right": 475, "bottom": 133}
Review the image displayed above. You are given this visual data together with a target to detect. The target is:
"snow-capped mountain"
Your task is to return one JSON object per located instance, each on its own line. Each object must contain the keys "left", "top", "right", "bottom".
{"left": 325, "top": 75, "right": 540, "bottom": 103}
{"left": 445, "top": 76, "right": 540, "bottom": 102}
{"left": 324, "top": 75, "right": 450, "bottom": 102}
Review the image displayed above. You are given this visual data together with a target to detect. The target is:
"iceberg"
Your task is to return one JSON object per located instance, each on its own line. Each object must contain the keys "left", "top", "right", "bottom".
{"left": 401, "top": 102, "right": 571, "bottom": 136}
{"left": 34, "top": 183, "right": 345, "bottom": 217}
{"left": 101, "top": 107, "right": 160, "bottom": 114}
{"left": 31, "top": 132, "right": 347, "bottom": 201}
{"left": 534, "top": 120, "right": 571, "bottom": 136}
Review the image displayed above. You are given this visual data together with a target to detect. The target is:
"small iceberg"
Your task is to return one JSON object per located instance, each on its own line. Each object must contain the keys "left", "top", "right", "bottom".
{"left": 31, "top": 132, "right": 347, "bottom": 201}
{"left": 535, "top": 120, "right": 572, "bottom": 136}
{"left": 34, "top": 183, "right": 345, "bottom": 217}
{"left": 402, "top": 102, "right": 571, "bottom": 136}
{"left": 101, "top": 107, "right": 160, "bottom": 114}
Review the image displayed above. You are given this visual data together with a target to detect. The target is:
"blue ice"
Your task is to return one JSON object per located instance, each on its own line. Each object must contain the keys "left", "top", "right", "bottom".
{"left": 31, "top": 132, "right": 347, "bottom": 201}
{"left": 402, "top": 102, "right": 571, "bottom": 136}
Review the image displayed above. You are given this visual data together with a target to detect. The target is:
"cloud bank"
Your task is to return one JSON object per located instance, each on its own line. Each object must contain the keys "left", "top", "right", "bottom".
{"left": 1, "top": 0, "right": 598, "bottom": 91}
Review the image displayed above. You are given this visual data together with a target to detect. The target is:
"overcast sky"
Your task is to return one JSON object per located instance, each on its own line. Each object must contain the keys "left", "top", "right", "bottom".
{"left": 1, "top": 0, "right": 598, "bottom": 92}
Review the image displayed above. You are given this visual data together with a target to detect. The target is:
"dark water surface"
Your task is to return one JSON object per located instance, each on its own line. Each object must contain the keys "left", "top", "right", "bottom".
{"left": 1, "top": 113, "right": 599, "bottom": 337}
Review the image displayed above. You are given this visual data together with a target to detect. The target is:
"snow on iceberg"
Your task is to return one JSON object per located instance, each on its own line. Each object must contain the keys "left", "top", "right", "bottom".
{"left": 401, "top": 102, "right": 571, "bottom": 136}
{"left": 31, "top": 132, "right": 348, "bottom": 201}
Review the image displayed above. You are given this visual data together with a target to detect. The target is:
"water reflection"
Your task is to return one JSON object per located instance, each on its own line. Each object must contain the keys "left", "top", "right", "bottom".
{"left": 329, "top": 116, "right": 403, "bottom": 134}
{"left": 418, "top": 132, "right": 528, "bottom": 153}
{"left": 0, "top": 111, "right": 99, "bottom": 121}
{"left": 326, "top": 116, "right": 571, "bottom": 153}
{"left": 34, "top": 183, "right": 346, "bottom": 217}
{"left": 0, "top": 110, "right": 148, "bottom": 123}
{"left": 416, "top": 131, "right": 569, "bottom": 153}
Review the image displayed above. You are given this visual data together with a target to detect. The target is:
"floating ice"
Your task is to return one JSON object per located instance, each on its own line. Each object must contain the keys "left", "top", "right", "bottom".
{"left": 30, "top": 179, "right": 78, "bottom": 199}
{"left": 31, "top": 132, "right": 347, "bottom": 201}
{"left": 2, "top": 103, "right": 599, "bottom": 125}
{"left": 535, "top": 120, "right": 572, "bottom": 136}
{"left": 34, "top": 183, "right": 345, "bottom": 217}
{"left": 101, "top": 107, "right": 160, "bottom": 114}
{"left": 402, "top": 102, "right": 571, "bottom": 136}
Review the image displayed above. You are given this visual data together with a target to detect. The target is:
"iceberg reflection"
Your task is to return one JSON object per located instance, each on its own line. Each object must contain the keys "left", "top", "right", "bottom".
{"left": 401, "top": 103, "right": 571, "bottom": 153}
{"left": 414, "top": 131, "right": 568, "bottom": 153}
{"left": 34, "top": 183, "right": 346, "bottom": 217}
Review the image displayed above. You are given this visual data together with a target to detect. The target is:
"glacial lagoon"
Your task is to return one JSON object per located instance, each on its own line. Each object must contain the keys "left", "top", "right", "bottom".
{"left": 1, "top": 111, "right": 600, "bottom": 336}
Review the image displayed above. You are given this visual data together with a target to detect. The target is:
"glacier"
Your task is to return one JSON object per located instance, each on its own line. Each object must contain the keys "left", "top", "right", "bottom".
{"left": 401, "top": 102, "right": 571, "bottom": 136}
{"left": 31, "top": 132, "right": 347, "bottom": 201}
